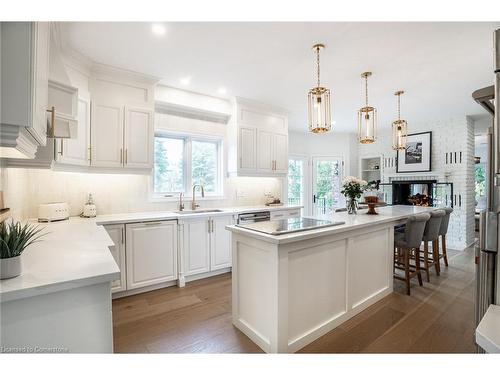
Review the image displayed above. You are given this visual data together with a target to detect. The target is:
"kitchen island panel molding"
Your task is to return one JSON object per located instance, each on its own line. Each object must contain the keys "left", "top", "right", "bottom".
{"left": 228, "top": 206, "right": 435, "bottom": 353}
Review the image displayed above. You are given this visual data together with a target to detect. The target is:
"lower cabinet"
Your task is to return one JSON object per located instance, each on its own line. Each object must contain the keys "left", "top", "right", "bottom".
{"left": 180, "top": 214, "right": 234, "bottom": 278}
{"left": 104, "top": 224, "right": 127, "bottom": 293}
{"left": 125, "top": 221, "right": 178, "bottom": 290}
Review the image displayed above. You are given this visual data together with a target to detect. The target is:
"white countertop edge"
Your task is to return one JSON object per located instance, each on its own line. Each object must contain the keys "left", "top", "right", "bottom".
{"left": 476, "top": 304, "right": 500, "bottom": 353}
{"left": 0, "top": 270, "right": 120, "bottom": 303}
{"left": 94, "top": 205, "right": 303, "bottom": 225}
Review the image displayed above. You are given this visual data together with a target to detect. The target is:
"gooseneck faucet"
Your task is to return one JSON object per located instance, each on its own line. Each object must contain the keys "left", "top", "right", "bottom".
{"left": 191, "top": 184, "right": 205, "bottom": 210}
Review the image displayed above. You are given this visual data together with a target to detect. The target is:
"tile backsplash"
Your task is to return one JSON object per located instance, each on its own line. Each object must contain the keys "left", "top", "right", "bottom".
{"left": 2, "top": 168, "right": 282, "bottom": 220}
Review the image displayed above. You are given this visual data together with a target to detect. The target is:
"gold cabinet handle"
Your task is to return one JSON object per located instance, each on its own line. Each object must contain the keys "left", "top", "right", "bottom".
{"left": 46, "top": 106, "right": 56, "bottom": 137}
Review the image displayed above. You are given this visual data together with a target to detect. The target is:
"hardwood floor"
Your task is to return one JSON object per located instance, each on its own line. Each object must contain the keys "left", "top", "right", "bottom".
{"left": 112, "top": 245, "right": 477, "bottom": 353}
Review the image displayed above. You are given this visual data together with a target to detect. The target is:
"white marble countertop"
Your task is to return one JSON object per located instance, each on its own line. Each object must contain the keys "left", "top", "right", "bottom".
{"left": 476, "top": 304, "right": 500, "bottom": 353}
{"left": 0, "top": 218, "right": 120, "bottom": 303}
{"left": 0, "top": 205, "right": 302, "bottom": 302}
{"left": 226, "top": 205, "right": 438, "bottom": 244}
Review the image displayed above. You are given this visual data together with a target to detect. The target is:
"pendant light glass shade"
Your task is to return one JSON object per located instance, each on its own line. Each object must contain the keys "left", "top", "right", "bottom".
{"left": 308, "top": 44, "right": 332, "bottom": 133}
{"left": 392, "top": 90, "right": 408, "bottom": 150}
{"left": 357, "top": 72, "right": 377, "bottom": 144}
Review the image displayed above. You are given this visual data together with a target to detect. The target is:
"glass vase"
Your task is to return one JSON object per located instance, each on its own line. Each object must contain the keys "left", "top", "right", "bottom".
{"left": 347, "top": 198, "right": 358, "bottom": 215}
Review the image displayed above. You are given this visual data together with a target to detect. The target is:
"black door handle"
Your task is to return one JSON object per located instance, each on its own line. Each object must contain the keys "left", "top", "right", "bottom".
{"left": 313, "top": 194, "right": 317, "bottom": 203}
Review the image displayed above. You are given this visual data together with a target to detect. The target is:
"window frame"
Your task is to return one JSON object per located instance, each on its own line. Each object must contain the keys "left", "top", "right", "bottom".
{"left": 151, "top": 131, "right": 224, "bottom": 201}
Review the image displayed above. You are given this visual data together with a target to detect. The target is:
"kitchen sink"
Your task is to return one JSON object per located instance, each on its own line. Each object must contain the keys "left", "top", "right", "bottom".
{"left": 174, "top": 209, "right": 225, "bottom": 214}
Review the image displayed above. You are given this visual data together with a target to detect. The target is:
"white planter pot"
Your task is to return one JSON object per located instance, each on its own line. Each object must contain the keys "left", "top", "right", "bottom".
{"left": 0, "top": 255, "right": 22, "bottom": 279}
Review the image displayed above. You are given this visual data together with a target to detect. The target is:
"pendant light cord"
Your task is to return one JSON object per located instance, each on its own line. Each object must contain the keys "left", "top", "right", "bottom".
{"left": 365, "top": 75, "right": 368, "bottom": 107}
{"left": 316, "top": 46, "right": 321, "bottom": 87}
{"left": 397, "top": 92, "right": 401, "bottom": 120}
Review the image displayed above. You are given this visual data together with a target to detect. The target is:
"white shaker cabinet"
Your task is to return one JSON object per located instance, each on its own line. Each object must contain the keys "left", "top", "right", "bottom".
{"left": 104, "top": 224, "right": 127, "bottom": 293}
{"left": 257, "top": 130, "right": 274, "bottom": 172}
{"left": 91, "top": 103, "right": 124, "bottom": 168}
{"left": 179, "top": 214, "right": 234, "bottom": 282}
{"left": 90, "top": 103, "right": 153, "bottom": 169}
{"left": 123, "top": 106, "right": 154, "bottom": 169}
{"left": 125, "top": 221, "right": 178, "bottom": 290}
{"left": 210, "top": 215, "right": 233, "bottom": 270}
{"left": 238, "top": 126, "right": 257, "bottom": 172}
{"left": 0, "top": 22, "right": 50, "bottom": 157}
{"left": 181, "top": 218, "right": 211, "bottom": 276}
{"left": 228, "top": 98, "right": 288, "bottom": 177}
{"left": 273, "top": 133, "right": 288, "bottom": 174}
{"left": 55, "top": 96, "right": 91, "bottom": 166}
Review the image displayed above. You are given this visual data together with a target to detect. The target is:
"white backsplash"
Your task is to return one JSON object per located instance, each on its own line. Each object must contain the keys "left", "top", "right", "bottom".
{"left": 2, "top": 168, "right": 282, "bottom": 220}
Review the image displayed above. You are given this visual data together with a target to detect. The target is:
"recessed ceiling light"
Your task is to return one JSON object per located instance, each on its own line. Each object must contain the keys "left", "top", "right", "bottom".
{"left": 179, "top": 76, "right": 191, "bottom": 86}
{"left": 217, "top": 87, "right": 227, "bottom": 95}
{"left": 151, "top": 24, "right": 166, "bottom": 36}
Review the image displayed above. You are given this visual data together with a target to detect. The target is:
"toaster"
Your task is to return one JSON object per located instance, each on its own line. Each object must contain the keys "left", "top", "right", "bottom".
{"left": 38, "top": 202, "right": 70, "bottom": 222}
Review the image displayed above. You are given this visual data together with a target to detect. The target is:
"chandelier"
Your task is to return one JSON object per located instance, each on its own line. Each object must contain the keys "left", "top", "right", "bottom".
{"left": 308, "top": 44, "right": 332, "bottom": 133}
{"left": 392, "top": 90, "right": 408, "bottom": 150}
{"left": 357, "top": 72, "right": 377, "bottom": 144}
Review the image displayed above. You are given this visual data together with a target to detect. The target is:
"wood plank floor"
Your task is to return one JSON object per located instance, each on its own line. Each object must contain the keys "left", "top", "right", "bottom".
{"left": 112, "top": 245, "right": 477, "bottom": 353}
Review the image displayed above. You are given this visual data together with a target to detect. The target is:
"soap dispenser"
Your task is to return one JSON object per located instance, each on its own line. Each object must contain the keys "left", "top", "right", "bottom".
{"left": 82, "top": 193, "right": 97, "bottom": 218}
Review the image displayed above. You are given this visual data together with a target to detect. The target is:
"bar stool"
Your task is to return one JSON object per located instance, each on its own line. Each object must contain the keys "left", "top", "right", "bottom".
{"left": 420, "top": 209, "right": 446, "bottom": 282}
{"left": 394, "top": 213, "right": 431, "bottom": 295}
{"left": 436, "top": 207, "right": 453, "bottom": 269}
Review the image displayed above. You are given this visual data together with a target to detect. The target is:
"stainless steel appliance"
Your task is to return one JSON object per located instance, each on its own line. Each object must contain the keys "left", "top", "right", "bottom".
{"left": 237, "top": 211, "right": 271, "bottom": 224}
{"left": 473, "top": 28, "right": 500, "bottom": 352}
{"left": 236, "top": 217, "right": 345, "bottom": 235}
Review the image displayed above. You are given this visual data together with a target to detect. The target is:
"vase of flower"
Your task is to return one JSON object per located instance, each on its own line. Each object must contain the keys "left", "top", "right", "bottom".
{"left": 340, "top": 176, "right": 367, "bottom": 215}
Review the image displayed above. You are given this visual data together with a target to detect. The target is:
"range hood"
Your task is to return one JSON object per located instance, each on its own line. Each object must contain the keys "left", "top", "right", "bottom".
{"left": 472, "top": 85, "right": 495, "bottom": 115}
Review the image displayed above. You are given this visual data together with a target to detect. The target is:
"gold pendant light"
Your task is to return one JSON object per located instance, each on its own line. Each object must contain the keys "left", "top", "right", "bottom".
{"left": 392, "top": 90, "right": 408, "bottom": 150}
{"left": 308, "top": 44, "right": 332, "bottom": 133}
{"left": 357, "top": 72, "right": 377, "bottom": 144}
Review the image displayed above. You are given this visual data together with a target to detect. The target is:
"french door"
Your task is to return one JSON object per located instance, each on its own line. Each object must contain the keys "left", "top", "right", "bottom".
{"left": 311, "top": 156, "right": 343, "bottom": 216}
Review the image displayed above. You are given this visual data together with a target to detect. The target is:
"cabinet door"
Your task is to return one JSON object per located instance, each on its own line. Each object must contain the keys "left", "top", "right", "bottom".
{"left": 238, "top": 127, "right": 256, "bottom": 171}
{"left": 210, "top": 215, "right": 233, "bottom": 271}
{"left": 257, "top": 130, "right": 274, "bottom": 172}
{"left": 30, "top": 22, "right": 50, "bottom": 146}
{"left": 91, "top": 103, "right": 124, "bottom": 168}
{"left": 123, "top": 107, "right": 153, "bottom": 169}
{"left": 273, "top": 133, "right": 288, "bottom": 174}
{"left": 125, "top": 221, "right": 178, "bottom": 290}
{"left": 56, "top": 96, "right": 90, "bottom": 166}
{"left": 182, "top": 218, "right": 210, "bottom": 276}
{"left": 104, "top": 224, "right": 127, "bottom": 293}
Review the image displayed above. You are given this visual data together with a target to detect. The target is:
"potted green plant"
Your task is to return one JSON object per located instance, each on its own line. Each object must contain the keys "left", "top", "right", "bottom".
{"left": 0, "top": 221, "right": 45, "bottom": 280}
{"left": 340, "top": 176, "right": 368, "bottom": 214}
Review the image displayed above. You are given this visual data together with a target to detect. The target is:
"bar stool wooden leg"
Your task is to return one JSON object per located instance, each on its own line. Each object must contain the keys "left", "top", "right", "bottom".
{"left": 423, "top": 241, "right": 430, "bottom": 282}
{"left": 433, "top": 239, "right": 441, "bottom": 275}
{"left": 441, "top": 235, "right": 449, "bottom": 267}
{"left": 404, "top": 248, "right": 411, "bottom": 295}
{"left": 414, "top": 248, "right": 423, "bottom": 286}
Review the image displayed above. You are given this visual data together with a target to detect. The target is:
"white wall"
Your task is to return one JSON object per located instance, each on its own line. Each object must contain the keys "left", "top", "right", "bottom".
{"left": 358, "top": 117, "right": 475, "bottom": 251}
{"left": 288, "top": 131, "right": 359, "bottom": 176}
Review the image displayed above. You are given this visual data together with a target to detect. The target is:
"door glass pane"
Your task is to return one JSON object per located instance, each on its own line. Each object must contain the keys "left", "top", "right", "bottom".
{"left": 287, "top": 159, "right": 304, "bottom": 206}
{"left": 192, "top": 140, "right": 218, "bottom": 193}
{"left": 313, "top": 158, "right": 342, "bottom": 215}
{"left": 154, "top": 137, "right": 185, "bottom": 193}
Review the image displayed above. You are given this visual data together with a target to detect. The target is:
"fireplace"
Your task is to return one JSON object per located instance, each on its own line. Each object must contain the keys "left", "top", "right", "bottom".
{"left": 392, "top": 180, "right": 437, "bottom": 207}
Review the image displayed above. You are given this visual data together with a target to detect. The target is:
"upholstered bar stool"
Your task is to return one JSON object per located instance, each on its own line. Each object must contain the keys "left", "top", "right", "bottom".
{"left": 394, "top": 213, "right": 431, "bottom": 295}
{"left": 436, "top": 207, "right": 453, "bottom": 269}
{"left": 420, "top": 209, "right": 446, "bottom": 282}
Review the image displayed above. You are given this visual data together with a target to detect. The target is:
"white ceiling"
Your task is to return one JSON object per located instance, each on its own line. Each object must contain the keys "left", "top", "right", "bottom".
{"left": 61, "top": 22, "right": 500, "bottom": 132}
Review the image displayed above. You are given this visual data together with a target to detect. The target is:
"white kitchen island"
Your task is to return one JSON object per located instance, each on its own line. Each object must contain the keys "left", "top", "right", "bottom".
{"left": 226, "top": 205, "right": 436, "bottom": 353}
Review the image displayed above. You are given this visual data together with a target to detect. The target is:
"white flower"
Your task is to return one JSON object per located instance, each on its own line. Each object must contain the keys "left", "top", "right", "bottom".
{"left": 342, "top": 176, "right": 367, "bottom": 186}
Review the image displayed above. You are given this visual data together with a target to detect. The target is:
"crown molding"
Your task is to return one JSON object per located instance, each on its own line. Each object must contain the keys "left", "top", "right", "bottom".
{"left": 155, "top": 101, "right": 231, "bottom": 124}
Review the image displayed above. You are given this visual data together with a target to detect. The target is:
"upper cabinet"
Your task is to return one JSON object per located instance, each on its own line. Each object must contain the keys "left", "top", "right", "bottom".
{"left": 0, "top": 22, "right": 50, "bottom": 158}
{"left": 228, "top": 97, "right": 289, "bottom": 177}
{"left": 91, "top": 104, "right": 153, "bottom": 169}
